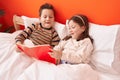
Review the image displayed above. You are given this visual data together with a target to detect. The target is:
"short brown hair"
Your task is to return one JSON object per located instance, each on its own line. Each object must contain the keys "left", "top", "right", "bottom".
{"left": 39, "top": 3, "right": 55, "bottom": 16}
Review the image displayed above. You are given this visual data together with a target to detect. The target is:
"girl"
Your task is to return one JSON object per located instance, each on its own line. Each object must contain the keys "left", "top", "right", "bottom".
{"left": 49, "top": 14, "right": 94, "bottom": 64}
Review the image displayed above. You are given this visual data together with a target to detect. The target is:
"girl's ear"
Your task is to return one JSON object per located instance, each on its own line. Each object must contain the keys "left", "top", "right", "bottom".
{"left": 81, "top": 26, "right": 86, "bottom": 32}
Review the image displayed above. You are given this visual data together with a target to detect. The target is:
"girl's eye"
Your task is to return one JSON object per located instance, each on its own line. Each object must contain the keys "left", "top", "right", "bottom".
{"left": 71, "top": 26, "right": 75, "bottom": 29}
{"left": 69, "top": 26, "right": 75, "bottom": 30}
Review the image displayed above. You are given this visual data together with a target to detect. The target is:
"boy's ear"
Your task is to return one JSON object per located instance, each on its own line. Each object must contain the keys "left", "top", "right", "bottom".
{"left": 39, "top": 17, "right": 41, "bottom": 22}
{"left": 39, "top": 17, "right": 41, "bottom": 20}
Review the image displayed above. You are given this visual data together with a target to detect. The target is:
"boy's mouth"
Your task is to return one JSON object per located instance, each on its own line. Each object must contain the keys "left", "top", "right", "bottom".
{"left": 46, "top": 22, "right": 50, "bottom": 24}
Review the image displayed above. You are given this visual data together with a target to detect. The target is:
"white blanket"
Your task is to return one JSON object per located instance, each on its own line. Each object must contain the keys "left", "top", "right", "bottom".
{"left": 0, "top": 32, "right": 120, "bottom": 80}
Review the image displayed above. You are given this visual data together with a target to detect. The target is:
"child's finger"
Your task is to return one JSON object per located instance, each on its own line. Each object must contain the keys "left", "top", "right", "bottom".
{"left": 49, "top": 48, "right": 53, "bottom": 52}
{"left": 48, "top": 52, "right": 53, "bottom": 55}
{"left": 48, "top": 52, "right": 54, "bottom": 58}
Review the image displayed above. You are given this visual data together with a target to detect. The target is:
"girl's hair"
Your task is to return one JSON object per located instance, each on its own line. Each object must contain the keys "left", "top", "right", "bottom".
{"left": 39, "top": 3, "right": 55, "bottom": 16}
{"left": 64, "top": 14, "right": 93, "bottom": 43}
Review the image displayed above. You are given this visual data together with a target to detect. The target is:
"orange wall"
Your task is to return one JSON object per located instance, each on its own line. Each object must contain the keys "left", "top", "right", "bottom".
{"left": 0, "top": 0, "right": 120, "bottom": 29}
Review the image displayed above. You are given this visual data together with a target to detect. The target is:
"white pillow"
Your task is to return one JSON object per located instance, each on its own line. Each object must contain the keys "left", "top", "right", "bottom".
{"left": 89, "top": 23, "right": 120, "bottom": 72}
{"left": 54, "top": 22, "right": 68, "bottom": 40}
{"left": 21, "top": 16, "right": 39, "bottom": 28}
{"left": 21, "top": 16, "right": 68, "bottom": 40}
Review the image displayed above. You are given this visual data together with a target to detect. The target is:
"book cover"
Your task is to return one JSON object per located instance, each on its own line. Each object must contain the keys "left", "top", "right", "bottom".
{"left": 17, "top": 44, "right": 56, "bottom": 64}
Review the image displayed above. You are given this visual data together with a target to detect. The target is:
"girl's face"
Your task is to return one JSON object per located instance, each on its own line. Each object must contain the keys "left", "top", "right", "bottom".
{"left": 39, "top": 9, "right": 55, "bottom": 28}
{"left": 68, "top": 20, "right": 85, "bottom": 39}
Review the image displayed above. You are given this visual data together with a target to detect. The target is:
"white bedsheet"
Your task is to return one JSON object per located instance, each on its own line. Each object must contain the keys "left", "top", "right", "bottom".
{"left": 0, "top": 32, "right": 119, "bottom": 80}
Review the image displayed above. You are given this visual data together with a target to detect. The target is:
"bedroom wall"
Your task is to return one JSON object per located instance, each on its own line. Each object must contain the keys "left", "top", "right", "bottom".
{"left": 0, "top": 0, "right": 120, "bottom": 32}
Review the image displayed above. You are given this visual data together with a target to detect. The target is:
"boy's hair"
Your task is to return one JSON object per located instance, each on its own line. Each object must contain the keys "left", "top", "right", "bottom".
{"left": 39, "top": 3, "right": 55, "bottom": 16}
{"left": 64, "top": 14, "right": 93, "bottom": 43}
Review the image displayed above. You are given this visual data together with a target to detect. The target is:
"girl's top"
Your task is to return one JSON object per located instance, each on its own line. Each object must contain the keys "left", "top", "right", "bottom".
{"left": 15, "top": 23, "right": 60, "bottom": 47}
{"left": 54, "top": 38, "right": 93, "bottom": 64}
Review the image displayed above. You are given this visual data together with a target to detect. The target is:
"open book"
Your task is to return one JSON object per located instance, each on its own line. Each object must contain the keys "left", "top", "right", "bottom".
{"left": 17, "top": 44, "right": 56, "bottom": 64}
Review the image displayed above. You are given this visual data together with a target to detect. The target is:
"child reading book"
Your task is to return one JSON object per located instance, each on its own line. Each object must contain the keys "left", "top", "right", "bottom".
{"left": 49, "top": 14, "right": 94, "bottom": 64}
{"left": 14, "top": 3, "right": 60, "bottom": 64}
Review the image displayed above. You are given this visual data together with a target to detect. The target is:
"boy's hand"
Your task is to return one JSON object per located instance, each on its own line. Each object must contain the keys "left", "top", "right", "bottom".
{"left": 15, "top": 42, "right": 22, "bottom": 52}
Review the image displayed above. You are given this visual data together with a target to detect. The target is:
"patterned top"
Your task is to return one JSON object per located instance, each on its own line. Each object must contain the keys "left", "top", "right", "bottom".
{"left": 54, "top": 38, "right": 93, "bottom": 64}
{"left": 15, "top": 23, "right": 60, "bottom": 47}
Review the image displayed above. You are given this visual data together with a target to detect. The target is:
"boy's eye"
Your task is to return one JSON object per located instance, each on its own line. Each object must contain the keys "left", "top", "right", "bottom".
{"left": 49, "top": 16, "right": 53, "bottom": 18}
{"left": 43, "top": 16, "right": 53, "bottom": 18}
{"left": 44, "top": 16, "right": 47, "bottom": 18}
{"left": 42, "top": 15, "right": 47, "bottom": 18}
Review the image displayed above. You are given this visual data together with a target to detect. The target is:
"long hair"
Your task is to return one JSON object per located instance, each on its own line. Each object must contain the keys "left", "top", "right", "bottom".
{"left": 63, "top": 14, "right": 93, "bottom": 43}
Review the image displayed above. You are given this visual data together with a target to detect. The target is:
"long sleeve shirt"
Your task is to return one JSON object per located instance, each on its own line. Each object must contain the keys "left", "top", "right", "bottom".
{"left": 54, "top": 38, "right": 93, "bottom": 64}
{"left": 15, "top": 23, "right": 60, "bottom": 47}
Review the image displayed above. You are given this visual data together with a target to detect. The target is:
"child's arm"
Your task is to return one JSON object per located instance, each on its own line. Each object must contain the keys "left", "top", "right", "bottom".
{"left": 61, "top": 38, "right": 93, "bottom": 64}
{"left": 50, "top": 29, "right": 60, "bottom": 47}
{"left": 49, "top": 40, "right": 66, "bottom": 64}
{"left": 15, "top": 22, "right": 38, "bottom": 44}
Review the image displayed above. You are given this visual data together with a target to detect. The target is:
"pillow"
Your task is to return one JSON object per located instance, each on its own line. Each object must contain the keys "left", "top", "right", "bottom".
{"left": 54, "top": 21, "right": 68, "bottom": 40}
{"left": 21, "top": 16, "right": 39, "bottom": 28}
{"left": 21, "top": 16, "right": 68, "bottom": 40}
{"left": 89, "top": 23, "right": 120, "bottom": 73}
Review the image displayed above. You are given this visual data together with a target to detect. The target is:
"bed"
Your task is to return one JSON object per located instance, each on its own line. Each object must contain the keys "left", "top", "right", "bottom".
{"left": 0, "top": 15, "right": 120, "bottom": 80}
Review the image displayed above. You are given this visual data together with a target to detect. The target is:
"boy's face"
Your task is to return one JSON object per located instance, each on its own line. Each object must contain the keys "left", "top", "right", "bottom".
{"left": 39, "top": 9, "right": 55, "bottom": 28}
{"left": 68, "top": 20, "right": 85, "bottom": 39}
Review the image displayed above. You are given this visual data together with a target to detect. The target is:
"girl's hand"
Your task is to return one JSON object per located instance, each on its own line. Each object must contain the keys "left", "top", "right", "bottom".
{"left": 48, "top": 49, "right": 62, "bottom": 59}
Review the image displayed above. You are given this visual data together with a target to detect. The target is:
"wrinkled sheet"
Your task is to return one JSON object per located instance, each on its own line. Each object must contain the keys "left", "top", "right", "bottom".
{"left": 0, "top": 32, "right": 119, "bottom": 80}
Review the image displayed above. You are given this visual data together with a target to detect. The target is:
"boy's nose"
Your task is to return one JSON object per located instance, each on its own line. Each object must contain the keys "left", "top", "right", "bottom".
{"left": 46, "top": 17, "right": 50, "bottom": 20}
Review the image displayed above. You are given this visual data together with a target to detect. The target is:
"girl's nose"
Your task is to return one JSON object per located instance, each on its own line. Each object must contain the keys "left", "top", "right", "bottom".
{"left": 69, "top": 29, "right": 72, "bottom": 33}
